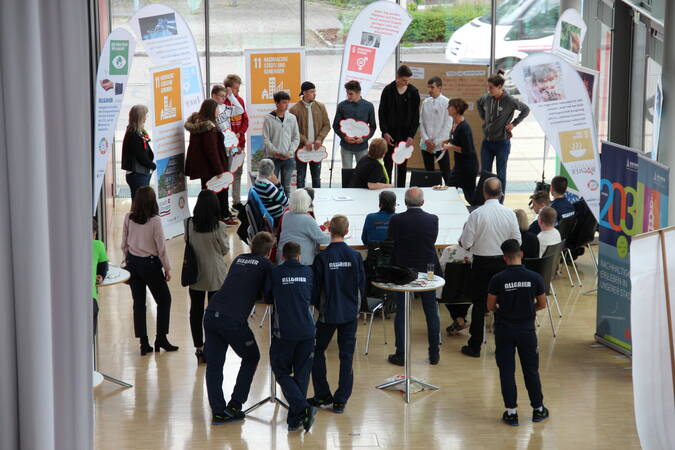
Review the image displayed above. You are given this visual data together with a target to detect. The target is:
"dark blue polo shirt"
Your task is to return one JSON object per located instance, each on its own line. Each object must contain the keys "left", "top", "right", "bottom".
{"left": 207, "top": 253, "right": 273, "bottom": 321}
{"left": 551, "top": 197, "right": 576, "bottom": 224}
{"left": 488, "top": 265, "right": 545, "bottom": 326}
{"left": 268, "top": 259, "right": 315, "bottom": 340}
{"left": 312, "top": 242, "right": 366, "bottom": 324}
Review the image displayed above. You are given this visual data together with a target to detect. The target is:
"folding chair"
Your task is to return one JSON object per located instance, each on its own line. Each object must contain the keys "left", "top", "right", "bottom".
{"left": 362, "top": 240, "right": 394, "bottom": 355}
{"left": 524, "top": 254, "right": 558, "bottom": 337}
{"left": 557, "top": 217, "right": 581, "bottom": 286}
{"left": 542, "top": 241, "right": 565, "bottom": 320}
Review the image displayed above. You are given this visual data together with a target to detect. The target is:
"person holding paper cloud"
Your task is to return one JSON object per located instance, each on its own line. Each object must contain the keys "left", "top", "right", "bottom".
{"left": 333, "top": 80, "right": 377, "bottom": 170}
{"left": 290, "top": 81, "right": 331, "bottom": 189}
{"left": 263, "top": 91, "right": 300, "bottom": 195}
{"left": 211, "top": 84, "right": 244, "bottom": 133}
{"left": 441, "top": 98, "right": 479, "bottom": 201}
{"left": 223, "top": 74, "right": 249, "bottom": 208}
{"left": 419, "top": 76, "right": 451, "bottom": 184}
{"left": 378, "top": 65, "right": 420, "bottom": 187}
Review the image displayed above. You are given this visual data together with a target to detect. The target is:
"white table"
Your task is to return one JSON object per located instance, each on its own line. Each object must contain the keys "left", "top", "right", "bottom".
{"left": 311, "top": 187, "right": 469, "bottom": 249}
{"left": 372, "top": 273, "right": 445, "bottom": 403}
{"left": 95, "top": 264, "right": 133, "bottom": 389}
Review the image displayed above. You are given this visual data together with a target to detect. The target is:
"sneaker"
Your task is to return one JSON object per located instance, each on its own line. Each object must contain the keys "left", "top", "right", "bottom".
{"left": 212, "top": 412, "right": 230, "bottom": 426}
{"left": 429, "top": 354, "right": 440, "bottom": 365}
{"left": 224, "top": 405, "right": 245, "bottom": 422}
{"left": 287, "top": 422, "right": 301, "bottom": 431}
{"left": 387, "top": 353, "right": 405, "bottom": 366}
{"left": 308, "top": 395, "right": 334, "bottom": 408}
{"left": 502, "top": 411, "right": 519, "bottom": 426}
{"left": 332, "top": 402, "right": 346, "bottom": 414}
{"left": 221, "top": 217, "right": 240, "bottom": 227}
{"left": 532, "top": 407, "right": 549, "bottom": 423}
{"left": 460, "top": 346, "right": 480, "bottom": 358}
{"left": 302, "top": 406, "right": 318, "bottom": 432}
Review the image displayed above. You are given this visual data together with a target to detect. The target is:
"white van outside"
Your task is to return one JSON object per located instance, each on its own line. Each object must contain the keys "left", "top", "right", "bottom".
{"left": 445, "top": 0, "right": 560, "bottom": 72}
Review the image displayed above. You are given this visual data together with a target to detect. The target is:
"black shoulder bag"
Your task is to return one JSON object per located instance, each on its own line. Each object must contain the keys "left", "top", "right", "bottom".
{"left": 181, "top": 218, "right": 199, "bottom": 287}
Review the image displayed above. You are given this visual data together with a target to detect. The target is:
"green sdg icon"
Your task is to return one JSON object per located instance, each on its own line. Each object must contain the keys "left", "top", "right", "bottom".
{"left": 112, "top": 55, "right": 127, "bottom": 71}
{"left": 109, "top": 40, "right": 129, "bottom": 75}
{"left": 616, "top": 235, "right": 629, "bottom": 259}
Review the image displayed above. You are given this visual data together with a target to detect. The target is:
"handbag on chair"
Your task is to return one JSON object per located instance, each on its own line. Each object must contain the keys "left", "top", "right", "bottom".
{"left": 181, "top": 218, "right": 199, "bottom": 287}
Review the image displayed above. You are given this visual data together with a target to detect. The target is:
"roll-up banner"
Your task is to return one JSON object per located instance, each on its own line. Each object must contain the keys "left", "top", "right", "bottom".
{"left": 630, "top": 229, "right": 675, "bottom": 450}
{"left": 331, "top": 1, "right": 412, "bottom": 161}
{"left": 93, "top": 28, "right": 136, "bottom": 213}
{"left": 245, "top": 48, "right": 305, "bottom": 178}
{"left": 129, "top": 4, "right": 203, "bottom": 237}
{"left": 510, "top": 53, "right": 600, "bottom": 219}
{"left": 597, "top": 141, "right": 669, "bottom": 354}
{"left": 150, "top": 65, "right": 189, "bottom": 238}
{"left": 402, "top": 62, "right": 487, "bottom": 170}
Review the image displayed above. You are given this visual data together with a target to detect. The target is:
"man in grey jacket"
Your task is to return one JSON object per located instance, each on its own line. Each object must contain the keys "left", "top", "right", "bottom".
{"left": 263, "top": 91, "right": 300, "bottom": 195}
{"left": 476, "top": 71, "right": 530, "bottom": 197}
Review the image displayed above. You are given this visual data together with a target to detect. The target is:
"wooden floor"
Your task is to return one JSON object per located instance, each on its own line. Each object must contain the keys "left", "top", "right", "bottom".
{"left": 94, "top": 196, "right": 640, "bottom": 449}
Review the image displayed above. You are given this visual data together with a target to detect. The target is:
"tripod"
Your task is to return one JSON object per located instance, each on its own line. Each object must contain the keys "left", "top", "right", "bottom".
{"left": 244, "top": 310, "right": 288, "bottom": 413}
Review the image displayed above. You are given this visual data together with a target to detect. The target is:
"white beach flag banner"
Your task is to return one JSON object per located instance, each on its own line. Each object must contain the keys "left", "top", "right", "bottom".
{"left": 93, "top": 28, "right": 136, "bottom": 212}
{"left": 510, "top": 52, "right": 600, "bottom": 219}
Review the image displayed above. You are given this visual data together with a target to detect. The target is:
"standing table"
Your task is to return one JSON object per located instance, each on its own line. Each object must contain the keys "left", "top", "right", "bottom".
{"left": 95, "top": 264, "right": 133, "bottom": 388}
{"left": 372, "top": 273, "right": 445, "bottom": 403}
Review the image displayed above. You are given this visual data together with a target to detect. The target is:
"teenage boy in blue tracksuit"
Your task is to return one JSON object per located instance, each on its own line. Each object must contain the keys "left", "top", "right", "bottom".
{"left": 309, "top": 215, "right": 366, "bottom": 414}
{"left": 203, "top": 232, "right": 275, "bottom": 425}
{"left": 268, "top": 242, "right": 318, "bottom": 432}
{"left": 487, "top": 239, "right": 549, "bottom": 427}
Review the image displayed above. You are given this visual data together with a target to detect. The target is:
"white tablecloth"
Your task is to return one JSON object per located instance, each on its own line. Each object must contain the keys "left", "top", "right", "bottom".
{"left": 312, "top": 187, "right": 469, "bottom": 248}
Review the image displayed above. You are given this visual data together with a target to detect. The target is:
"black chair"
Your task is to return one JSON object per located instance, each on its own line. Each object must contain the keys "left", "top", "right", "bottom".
{"left": 568, "top": 199, "right": 599, "bottom": 273}
{"left": 524, "top": 254, "right": 558, "bottom": 337}
{"left": 438, "top": 261, "right": 473, "bottom": 341}
{"left": 409, "top": 170, "right": 442, "bottom": 188}
{"left": 556, "top": 216, "right": 581, "bottom": 286}
{"left": 362, "top": 240, "right": 394, "bottom": 355}
{"left": 467, "top": 170, "right": 498, "bottom": 209}
{"left": 342, "top": 168, "right": 355, "bottom": 188}
{"left": 542, "top": 240, "right": 565, "bottom": 319}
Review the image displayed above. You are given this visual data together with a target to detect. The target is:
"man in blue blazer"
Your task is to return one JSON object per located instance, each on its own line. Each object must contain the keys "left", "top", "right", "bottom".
{"left": 387, "top": 187, "right": 441, "bottom": 366}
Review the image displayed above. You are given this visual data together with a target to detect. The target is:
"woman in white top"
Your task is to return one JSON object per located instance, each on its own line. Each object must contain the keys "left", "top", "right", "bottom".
{"left": 121, "top": 186, "right": 177, "bottom": 355}
{"left": 277, "top": 189, "right": 330, "bottom": 265}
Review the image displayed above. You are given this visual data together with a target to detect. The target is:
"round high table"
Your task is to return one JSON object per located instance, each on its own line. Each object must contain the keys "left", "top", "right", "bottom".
{"left": 372, "top": 272, "right": 445, "bottom": 403}
{"left": 95, "top": 264, "right": 133, "bottom": 388}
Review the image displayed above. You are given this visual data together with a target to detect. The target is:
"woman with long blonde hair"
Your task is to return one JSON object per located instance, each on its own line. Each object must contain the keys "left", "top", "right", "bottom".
{"left": 121, "top": 104, "right": 155, "bottom": 200}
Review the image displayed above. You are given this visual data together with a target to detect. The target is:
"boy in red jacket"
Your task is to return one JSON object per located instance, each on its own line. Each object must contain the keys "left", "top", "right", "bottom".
{"left": 224, "top": 74, "right": 249, "bottom": 208}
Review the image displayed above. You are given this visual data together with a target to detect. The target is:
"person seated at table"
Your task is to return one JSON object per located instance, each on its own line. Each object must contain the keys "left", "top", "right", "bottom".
{"left": 514, "top": 209, "right": 539, "bottom": 259}
{"left": 528, "top": 190, "right": 551, "bottom": 234}
{"left": 278, "top": 189, "right": 330, "bottom": 265}
{"left": 252, "top": 158, "right": 288, "bottom": 220}
{"left": 537, "top": 207, "right": 561, "bottom": 257}
{"left": 349, "top": 138, "right": 393, "bottom": 190}
{"left": 361, "top": 190, "right": 396, "bottom": 245}
{"left": 92, "top": 218, "right": 108, "bottom": 337}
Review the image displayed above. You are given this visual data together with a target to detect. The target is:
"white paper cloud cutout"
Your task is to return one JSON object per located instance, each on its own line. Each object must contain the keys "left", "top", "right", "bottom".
{"left": 392, "top": 141, "right": 414, "bottom": 165}
{"left": 206, "top": 172, "right": 234, "bottom": 193}
{"left": 296, "top": 146, "right": 328, "bottom": 163}
{"left": 230, "top": 152, "right": 245, "bottom": 173}
{"left": 339, "top": 118, "right": 370, "bottom": 138}
{"left": 223, "top": 130, "right": 239, "bottom": 148}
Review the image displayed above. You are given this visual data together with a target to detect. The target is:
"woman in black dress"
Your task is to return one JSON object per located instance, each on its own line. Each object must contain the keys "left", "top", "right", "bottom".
{"left": 442, "top": 98, "right": 479, "bottom": 201}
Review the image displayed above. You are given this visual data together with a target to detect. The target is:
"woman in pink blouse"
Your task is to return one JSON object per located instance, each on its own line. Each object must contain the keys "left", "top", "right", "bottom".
{"left": 122, "top": 186, "right": 178, "bottom": 355}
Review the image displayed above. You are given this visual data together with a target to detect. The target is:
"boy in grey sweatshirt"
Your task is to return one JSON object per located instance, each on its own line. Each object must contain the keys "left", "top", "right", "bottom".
{"left": 263, "top": 91, "right": 300, "bottom": 195}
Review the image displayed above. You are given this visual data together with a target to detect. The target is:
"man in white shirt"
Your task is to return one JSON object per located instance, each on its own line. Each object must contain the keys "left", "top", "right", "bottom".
{"left": 419, "top": 76, "right": 452, "bottom": 184}
{"left": 458, "top": 177, "right": 521, "bottom": 357}
{"left": 537, "top": 207, "right": 561, "bottom": 257}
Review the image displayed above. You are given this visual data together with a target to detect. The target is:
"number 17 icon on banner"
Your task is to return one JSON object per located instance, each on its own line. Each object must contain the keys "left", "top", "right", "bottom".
{"left": 339, "top": 118, "right": 370, "bottom": 138}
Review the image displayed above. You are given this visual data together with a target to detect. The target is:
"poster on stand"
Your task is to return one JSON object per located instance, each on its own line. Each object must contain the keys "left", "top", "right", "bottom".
{"left": 402, "top": 62, "right": 488, "bottom": 170}
{"left": 331, "top": 1, "right": 412, "bottom": 164}
{"left": 597, "top": 141, "right": 669, "bottom": 354}
{"left": 552, "top": 8, "right": 587, "bottom": 65}
{"left": 129, "top": 4, "right": 204, "bottom": 118}
{"left": 652, "top": 77, "right": 663, "bottom": 161}
{"left": 93, "top": 28, "right": 136, "bottom": 212}
{"left": 245, "top": 48, "right": 304, "bottom": 178}
{"left": 510, "top": 52, "right": 600, "bottom": 219}
{"left": 151, "top": 65, "right": 190, "bottom": 238}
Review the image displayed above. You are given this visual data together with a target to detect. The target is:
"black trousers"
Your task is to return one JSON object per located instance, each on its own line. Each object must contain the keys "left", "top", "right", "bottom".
{"left": 126, "top": 253, "right": 172, "bottom": 338}
{"left": 312, "top": 320, "right": 357, "bottom": 404}
{"left": 93, "top": 298, "right": 99, "bottom": 336}
{"left": 467, "top": 255, "right": 506, "bottom": 350}
{"left": 495, "top": 322, "right": 544, "bottom": 409}
{"left": 189, "top": 289, "right": 216, "bottom": 347}
{"left": 383, "top": 145, "right": 407, "bottom": 187}
{"left": 200, "top": 178, "right": 230, "bottom": 219}
{"left": 270, "top": 337, "right": 314, "bottom": 425}
{"left": 445, "top": 303, "right": 470, "bottom": 320}
{"left": 447, "top": 164, "right": 478, "bottom": 201}
{"left": 204, "top": 311, "right": 261, "bottom": 413}
{"left": 421, "top": 149, "right": 451, "bottom": 185}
